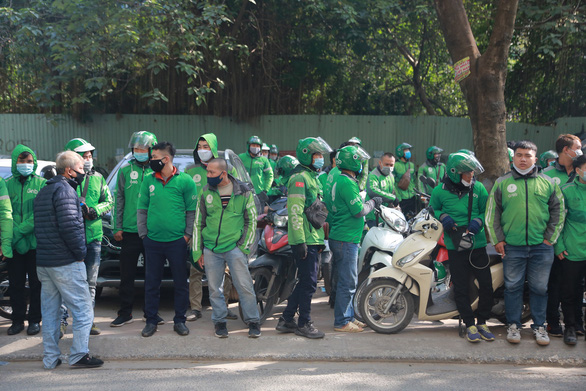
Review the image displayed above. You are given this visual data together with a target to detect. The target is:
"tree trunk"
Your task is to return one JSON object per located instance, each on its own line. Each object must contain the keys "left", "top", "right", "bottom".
{"left": 434, "top": 0, "right": 519, "bottom": 188}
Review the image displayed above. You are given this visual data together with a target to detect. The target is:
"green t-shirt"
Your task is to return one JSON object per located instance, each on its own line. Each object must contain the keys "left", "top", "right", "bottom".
{"left": 328, "top": 173, "right": 364, "bottom": 243}
{"left": 393, "top": 159, "right": 416, "bottom": 201}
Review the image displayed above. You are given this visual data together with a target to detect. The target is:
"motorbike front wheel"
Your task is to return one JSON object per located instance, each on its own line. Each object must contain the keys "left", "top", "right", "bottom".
{"left": 239, "top": 267, "right": 276, "bottom": 325}
{"left": 359, "top": 278, "right": 414, "bottom": 334}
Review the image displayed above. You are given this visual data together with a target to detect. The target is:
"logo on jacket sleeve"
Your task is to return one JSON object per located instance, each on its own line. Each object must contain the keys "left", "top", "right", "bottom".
{"left": 149, "top": 185, "right": 155, "bottom": 194}
{"left": 295, "top": 182, "right": 304, "bottom": 187}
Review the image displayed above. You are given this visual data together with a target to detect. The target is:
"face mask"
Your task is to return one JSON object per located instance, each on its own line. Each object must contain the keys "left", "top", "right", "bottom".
{"left": 83, "top": 159, "right": 93, "bottom": 173}
{"left": 548, "top": 160, "right": 556, "bottom": 167}
{"left": 404, "top": 151, "right": 412, "bottom": 160}
{"left": 197, "top": 149, "right": 213, "bottom": 162}
{"left": 72, "top": 169, "right": 85, "bottom": 187}
{"left": 567, "top": 148, "right": 584, "bottom": 161}
{"left": 312, "top": 158, "right": 324, "bottom": 170}
{"left": 461, "top": 178, "right": 472, "bottom": 187}
{"left": 379, "top": 166, "right": 391, "bottom": 176}
{"left": 134, "top": 152, "right": 149, "bottom": 162}
{"left": 149, "top": 158, "right": 165, "bottom": 172}
{"left": 250, "top": 146, "right": 260, "bottom": 155}
{"left": 270, "top": 155, "right": 278, "bottom": 161}
{"left": 513, "top": 163, "right": 535, "bottom": 176}
{"left": 16, "top": 163, "right": 34, "bottom": 177}
{"left": 433, "top": 156, "right": 441, "bottom": 164}
{"left": 577, "top": 168, "right": 586, "bottom": 182}
{"left": 207, "top": 172, "right": 224, "bottom": 187}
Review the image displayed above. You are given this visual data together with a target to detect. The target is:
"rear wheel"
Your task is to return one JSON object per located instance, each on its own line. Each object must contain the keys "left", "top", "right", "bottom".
{"left": 239, "top": 267, "right": 276, "bottom": 325}
{"left": 359, "top": 278, "right": 414, "bottom": 334}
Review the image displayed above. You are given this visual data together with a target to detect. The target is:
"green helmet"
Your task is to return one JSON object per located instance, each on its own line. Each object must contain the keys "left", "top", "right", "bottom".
{"left": 457, "top": 148, "right": 475, "bottom": 156}
{"left": 434, "top": 260, "right": 447, "bottom": 285}
{"left": 426, "top": 146, "right": 443, "bottom": 160}
{"left": 336, "top": 145, "right": 371, "bottom": 172}
{"left": 64, "top": 138, "right": 95, "bottom": 156}
{"left": 296, "top": 137, "right": 333, "bottom": 166}
{"left": 261, "top": 143, "right": 270, "bottom": 151}
{"left": 539, "top": 150, "right": 558, "bottom": 168}
{"left": 247, "top": 135, "right": 263, "bottom": 146}
{"left": 508, "top": 148, "right": 514, "bottom": 163}
{"left": 446, "top": 152, "right": 484, "bottom": 183}
{"left": 348, "top": 136, "right": 361, "bottom": 145}
{"left": 395, "top": 143, "right": 412, "bottom": 159}
{"left": 276, "top": 155, "right": 299, "bottom": 180}
{"left": 270, "top": 144, "right": 279, "bottom": 154}
{"left": 128, "top": 131, "right": 158, "bottom": 149}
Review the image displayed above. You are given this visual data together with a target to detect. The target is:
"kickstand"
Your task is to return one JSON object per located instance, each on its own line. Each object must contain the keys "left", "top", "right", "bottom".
{"left": 458, "top": 317, "right": 465, "bottom": 338}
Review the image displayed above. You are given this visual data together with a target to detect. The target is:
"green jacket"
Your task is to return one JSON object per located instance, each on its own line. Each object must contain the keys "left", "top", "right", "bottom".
{"left": 365, "top": 167, "right": 396, "bottom": 222}
{"left": 114, "top": 159, "right": 152, "bottom": 233}
{"left": 543, "top": 160, "right": 574, "bottom": 187}
{"left": 4, "top": 145, "right": 46, "bottom": 254}
{"left": 329, "top": 172, "right": 365, "bottom": 243}
{"left": 0, "top": 178, "right": 13, "bottom": 259}
{"left": 486, "top": 168, "right": 565, "bottom": 247}
{"left": 430, "top": 179, "right": 488, "bottom": 250}
{"left": 78, "top": 169, "right": 113, "bottom": 243}
{"left": 554, "top": 177, "right": 586, "bottom": 261}
{"left": 418, "top": 160, "right": 446, "bottom": 195}
{"left": 238, "top": 152, "right": 274, "bottom": 194}
{"left": 323, "top": 166, "right": 341, "bottom": 224}
{"left": 192, "top": 175, "right": 257, "bottom": 262}
{"left": 287, "top": 165, "right": 324, "bottom": 246}
{"left": 393, "top": 159, "right": 416, "bottom": 201}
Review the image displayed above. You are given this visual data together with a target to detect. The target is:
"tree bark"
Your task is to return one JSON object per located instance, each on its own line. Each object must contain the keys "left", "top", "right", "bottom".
{"left": 434, "top": 0, "right": 519, "bottom": 188}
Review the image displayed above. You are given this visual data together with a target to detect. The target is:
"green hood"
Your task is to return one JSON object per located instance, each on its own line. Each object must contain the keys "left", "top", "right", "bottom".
{"left": 193, "top": 133, "right": 219, "bottom": 164}
{"left": 11, "top": 144, "right": 37, "bottom": 178}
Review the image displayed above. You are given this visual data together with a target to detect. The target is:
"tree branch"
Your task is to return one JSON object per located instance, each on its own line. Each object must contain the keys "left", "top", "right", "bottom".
{"left": 484, "top": 0, "right": 520, "bottom": 65}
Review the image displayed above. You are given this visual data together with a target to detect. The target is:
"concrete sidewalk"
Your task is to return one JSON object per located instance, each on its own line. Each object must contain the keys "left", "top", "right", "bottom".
{"left": 1, "top": 286, "right": 585, "bottom": 366}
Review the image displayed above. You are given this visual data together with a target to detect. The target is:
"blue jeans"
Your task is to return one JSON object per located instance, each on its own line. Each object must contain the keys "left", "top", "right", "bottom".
{"left": 503, "top": 243, "right": 554, "bottom": 329}
{"left": 204, "top": 247, "right": 260, "bottom": 324}
{"left": 143, "top": 236, "right": 189, "bottom": 324}
{"left": 329, "top": 239, "right": 359, "bottom": 328}
{"left": 37, "top": 262, "right": 93, "bottom": 368}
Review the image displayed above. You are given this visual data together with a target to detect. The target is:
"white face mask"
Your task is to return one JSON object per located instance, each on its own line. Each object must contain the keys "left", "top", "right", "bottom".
{"left": 461, "top": 179, "right": 472, "bottom": 187}
{"left": 513, "top": 163, "right": 535, "bottom": 176}
{"left": 250, "top": 146, "right": 260, "bottom": 155}
{"left": 83, "top": 158, "right": 93, "bottom": 173}
{"left": 197, "top": 149, "right": 213, "bottom": 162}
{"left": 567, "top": 148, "right": 584, "bottom": 161}
{"left": 577, "top": 168, "right": 586, "bottom": 182}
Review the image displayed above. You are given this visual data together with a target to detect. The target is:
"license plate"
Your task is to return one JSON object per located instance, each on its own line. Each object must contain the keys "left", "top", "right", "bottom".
{"left": 137, "top": 254, "right": 169, "bottom": 267}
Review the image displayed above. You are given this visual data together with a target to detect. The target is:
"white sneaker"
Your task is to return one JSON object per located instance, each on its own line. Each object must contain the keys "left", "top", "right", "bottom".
{"left": 533, "top": 326, "right": 550, "bottom": 346}
{"left": 507, "top": 324, "right": 521, "bottom": 344}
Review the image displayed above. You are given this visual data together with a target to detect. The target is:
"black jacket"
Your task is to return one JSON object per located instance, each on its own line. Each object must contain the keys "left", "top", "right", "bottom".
{"left": 34, "top": 175, "right": 87, "bottom": 267}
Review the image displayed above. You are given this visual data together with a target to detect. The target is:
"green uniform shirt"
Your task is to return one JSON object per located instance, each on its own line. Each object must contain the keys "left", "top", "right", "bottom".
{"left": 554, "top": 177, "right": 586, "bottom": 261}
{"left": 365, "top": 167, "right": 396, "bottom": 222}
{"left": 138, "top": 171, "right": 197, "bottom": 242}
{"left": 185, "top": 165, "right": 208, "bottom": 197}
{"left": 418, "top": 161, "right": 446, "bottom": 195}
{"left": 287, "top": 165, "right": 324, "bottom": 246}
{"left": 114, "top": 159, "right": 152, "bottom": 233}
{"left": 78, "top": 170, "right": 113, "bottom": 243}
{"left": 323, "top": 166, "right": 340, "bottom": 224}
{"left": 0, "top": 178, "right": 14, "bottom": 259}
{"left": 329, "top": 173, "right": 364, "bottom": 243}
{"left": 393, "top": 159, "right": 416, "bottom": 201}
{"left": 238, "top": 152, "right": 274, "bottom": 194}
{"left": 543, "top": 160, "right": 574, "bottom": 186}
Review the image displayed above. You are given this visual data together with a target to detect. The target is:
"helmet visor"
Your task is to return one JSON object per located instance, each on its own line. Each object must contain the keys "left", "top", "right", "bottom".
{"left": 354, "top": 145, "right": 371, "bottom": 161}
{"left": 129, "top": 132, "right": 157, "bottom": 148}
{"left": 454, "top": 154, "right": 484, "bottom": 175}
{"left": 307, "top": 137, "right": 333, "bottom": 155}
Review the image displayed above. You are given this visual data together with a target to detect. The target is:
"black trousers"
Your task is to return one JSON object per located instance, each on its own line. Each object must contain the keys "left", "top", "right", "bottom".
{"left": 560, "top": 258, "right": 586, "bottom": 328}
{"left": 448, "top": 247, "right": 493, "bottom": 328}
{"left": 282, "top": 245, "right": 319, "bottom": 327}
{"left": 118, "top": 232, "right": 145, "bottom": 317}
{"left": 547, "top": 256, "right": 583, "bottom": 327}
{"left": 7, "top": 250, "right": 41, "bottom": 324}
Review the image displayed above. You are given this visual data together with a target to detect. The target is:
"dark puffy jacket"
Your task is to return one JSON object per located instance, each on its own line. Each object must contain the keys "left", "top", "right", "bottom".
{"left": 34, "top": 175, "right": 87, "bottom": 267}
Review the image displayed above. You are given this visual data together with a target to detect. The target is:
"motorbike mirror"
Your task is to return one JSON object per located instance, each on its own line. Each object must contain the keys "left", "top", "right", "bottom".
{"left": 419, "top": 175, "right": 436, "bottom": 188}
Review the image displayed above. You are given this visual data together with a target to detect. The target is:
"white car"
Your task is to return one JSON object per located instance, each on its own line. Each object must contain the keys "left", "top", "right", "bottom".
{"left": 0, "top": 158, "right": 56, "bottom": 179}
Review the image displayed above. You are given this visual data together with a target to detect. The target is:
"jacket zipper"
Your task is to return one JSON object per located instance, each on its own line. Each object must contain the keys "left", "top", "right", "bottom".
{"left": 524, "top": 178, "right": 529, "bottom": 246}
{"left": 20, "top": 181, "right": 24, "bottom": 221}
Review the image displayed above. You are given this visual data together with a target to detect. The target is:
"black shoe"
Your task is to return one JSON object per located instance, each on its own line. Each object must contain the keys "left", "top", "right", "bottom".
{"left": 186, "top": 309, "right": 202, "bottom": 321}
{"left": 110, "top": 315, "right": 134, "bottom": 327}
{"left": 575, "top": 324, "right": 585, "bottom": 336}
{"left": 563, "top": 326, "right": 577, "bottom": 346}
{"left": 56, "top": 358, "right": 62, "bottom": 367}
{"left": 141, "top": 323, "right": 157, "bottom": 337}
{"left": 214, "top": 322, "right": 228, "bottom": 338}
{"left": 275, "top": 317, "right": 297, "bottom": 333}
{"left": 143, "top": 314, "right": 165, "bottom": 325}
{"left": 90, "top": 323, "right": 101, "bottom": 335}
{"left": 7, "top": 323, "right": 24, "bottom": 335}
{"left": 226, "top": 309, "right": 238, "bottom": 320}
{"left": 71, "top": 353, "right": 104, "bottom": 368}
{"left": 295, "top": 321, "right": 325, "bottom": 339}
{"left": 248, "top": 322, "right": 261, "bottom": 338}
{"left": 27, "top": 322, "right": 41, "bottom": 335}
{"left": 173, "top": 322, "right": 189, "bottom": 336}
{"left": 547, "top": 323, "right": 563, "bottom": 337}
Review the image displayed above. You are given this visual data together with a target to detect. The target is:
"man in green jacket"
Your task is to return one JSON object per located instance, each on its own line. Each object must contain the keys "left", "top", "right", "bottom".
{"left": 555, "top": 154, "right": 586, "bottom": 345}
{"left": 394, "top": 142, "right": 417, "bottom": 219}
{"left": 64, "top": 138, "right": 113, "bottom": 336}
{"left": 238, "top": 135, "right": 274, "bottom": 205}
{"left": 4, "top": 144, "right": 45, "bottom": 336}
{"left": 430, "top": 152, "right": 494, "bottom": 343}
{"left": 365, "top": 152, "right": 396, "bottom": 227}
{"left": 543, "top": 134, "right": 582, "bottom": 337}
{"left": 192, "top": 158, "right": 259, "bottom": 338}
{"left": 418, "top": 146, "right": 446, "bottom": 195}
{"left": 110, "top": 131, "right": 158, "bottom": 327}
{"left": 486, "top": 140, "right": 565, "bottom": 346}
{"left": 0, "top": 178, "right": 12, "bottom": 262}
{"left": 275, "top": 137, "right": 332, "bottom": 339}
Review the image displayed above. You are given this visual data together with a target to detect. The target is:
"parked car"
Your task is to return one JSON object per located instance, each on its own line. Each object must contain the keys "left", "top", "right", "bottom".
{"left": 96, "top": 149, "right": 258, "bottom": 297}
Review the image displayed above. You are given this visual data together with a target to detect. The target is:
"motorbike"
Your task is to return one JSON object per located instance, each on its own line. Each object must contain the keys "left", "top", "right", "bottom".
{"left": 357, "top": 206, "right": 531, "bottom": 334}
{"left": 0, "top": 258, "right": 12, "bottom": 319}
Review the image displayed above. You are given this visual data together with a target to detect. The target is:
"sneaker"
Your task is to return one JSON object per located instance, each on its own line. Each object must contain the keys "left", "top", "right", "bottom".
{"left": 506, "top": 324, "right": 521, "bottom": 344}
{"left": 226, "top": 309, "right": 238, "bottom": 320}
{"left": 186, "top": 309, "right": 202, "bottom": 322}
{"left": 546, "top": 323, "right": 563, "bottom": 337}
{"left": 533, "top": 326, "right": 550, "bottom": 346}
{"left": 141, "top": 323, "right": 157, "bottom": 338}
{"left": 214, "top": 322, "right": 228, "bottom": 338}
{"left": 276, "top": 317, "right": 297, "bottom": 333}
{"left": 575, "top": 324, "right": 584, "bottom": 336}
{"left": 90, "top": 323, "right": 101, "bottom": 335}
{"left": 352, "top": 319, "right": 367, "bottom": 328}
{"left": 563, "top": 326, "right": 577, "bottom": 346}
{"left": 477, "top": 324, "right": 495, "bottom": 341}
{"left": 466, "top": 326, "right": 482, "bottom": 343}
{"left": 71, "top": 353, "right": 104, "bottom": 368}
{"left": 59, "top": 323, "right": 67, "bottom": 339}
{"left": 248, "top": 322, "right": 261, "bottom": 338}
{"left": 110, "top": 315, "right": 134, "bottom": 327}
{"left": 295, "top": 321, "right": 325, "bottom": 339}
{"left": 334, "top": 322, "right": 363, "bottom": 333}
{"left": 27, "top": 322, "right": 41, "bottom": 336}
{"left": 7, "top": 323, "right": 24, "bottom": 335}
{"left": 143, "top": 314, "right": 165, "bottom": 325}
{"left": 173, "top": 322, "right": 190, "bottom": 336}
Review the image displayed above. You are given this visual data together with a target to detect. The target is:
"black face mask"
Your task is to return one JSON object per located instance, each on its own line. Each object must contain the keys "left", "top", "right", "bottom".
{"left": 72, "top": 169, "right": 85, "bottom": 187}
{"left": 149, "top": 158, "right": 165, "bottom": 172}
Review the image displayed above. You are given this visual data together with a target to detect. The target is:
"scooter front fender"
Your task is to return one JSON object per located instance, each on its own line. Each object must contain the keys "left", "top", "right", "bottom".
{"left": 248, "top": 253, "right": 287, "bottom": 275}
{"left": 368, "top": 266, "right": 420, "bottom": 297}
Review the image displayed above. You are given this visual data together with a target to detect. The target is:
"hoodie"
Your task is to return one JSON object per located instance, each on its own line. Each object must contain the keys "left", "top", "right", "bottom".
{"left": 186, "top": 133, "right": 219, "bottom": 197}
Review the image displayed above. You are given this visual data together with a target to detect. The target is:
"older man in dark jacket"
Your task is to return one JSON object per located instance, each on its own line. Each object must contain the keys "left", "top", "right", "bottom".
{"left": 34, "top": 151, "right": 103, "bottom": 369}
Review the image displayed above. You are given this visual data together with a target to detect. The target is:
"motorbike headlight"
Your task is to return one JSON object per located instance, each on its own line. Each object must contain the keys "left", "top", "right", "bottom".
{"left": 273, "top": 214, "right": 288, "bottom": 227}
{"left": 395, "top": 249, "right": 423, "bottom": 267}
{"left": 381, "top": 207, "right": 408, "bottom": 234}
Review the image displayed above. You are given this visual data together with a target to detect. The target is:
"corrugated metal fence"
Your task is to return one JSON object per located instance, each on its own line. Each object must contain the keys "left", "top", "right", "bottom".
{"left": 1, "top": 114, "right": 583, "bottom": 170}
